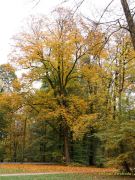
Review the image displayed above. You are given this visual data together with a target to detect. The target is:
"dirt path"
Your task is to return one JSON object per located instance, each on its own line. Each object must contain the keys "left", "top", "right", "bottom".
{"left": 0, "top": 172, "right": 65, "bottom": 177}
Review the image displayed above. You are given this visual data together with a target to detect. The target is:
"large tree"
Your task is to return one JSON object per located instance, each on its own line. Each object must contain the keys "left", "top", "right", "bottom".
{"left": 11, "top": 9, "right": 105, "bottom": 163}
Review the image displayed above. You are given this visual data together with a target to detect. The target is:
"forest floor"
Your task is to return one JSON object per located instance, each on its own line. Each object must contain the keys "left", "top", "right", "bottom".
{"left": 0, "top": 164, "right": 134, "bottom": 179}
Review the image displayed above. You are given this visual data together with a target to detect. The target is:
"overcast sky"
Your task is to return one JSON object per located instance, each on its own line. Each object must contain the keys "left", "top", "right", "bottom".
{"left": 0, "top": 0, "right": 122, "bottom": 65}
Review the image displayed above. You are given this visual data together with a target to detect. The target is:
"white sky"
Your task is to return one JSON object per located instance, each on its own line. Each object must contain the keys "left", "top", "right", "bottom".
{"left": 0, "top": 0, "right": 122, "bottom": 65}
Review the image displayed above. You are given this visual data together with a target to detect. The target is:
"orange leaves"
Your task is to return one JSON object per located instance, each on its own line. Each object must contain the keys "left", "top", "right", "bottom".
{"left": 8, "top": 9, "right": 111, "bottom": 142}
{"left": 72, "top": 114, "right": 97, "bottom": 140}
{"left": 68, "top": 95, "right": 87, "bottom": 115}
{"left": 81, "top": 63, "right": 107, "bottom": 94}
{"left": 10, "top": 10, "right": 109, "bottom": 97}
{"left": 0, "top": 92, "right": 23, "bottom": 132}
{"left": 0, "top": 164, "right": 117, "bottom": 173}
{"left": 81, "top": 65, "right": 100, "bottom": 82}
{"left": 12, "top": 79, "right": 21, "bottom": 91}
{"left": 0, "top": 93, "right": 22, "bottom": 110}
{"left": 86, "top": 30, "right": 108, "bottom": 59}
{"left": 0, "top": 64, "right": 15, "bottom": 74}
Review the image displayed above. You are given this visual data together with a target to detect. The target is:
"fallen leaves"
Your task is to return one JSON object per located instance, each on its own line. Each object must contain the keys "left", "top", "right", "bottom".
{"left": 0, "top": 164, "right": 117, "bottom": 174}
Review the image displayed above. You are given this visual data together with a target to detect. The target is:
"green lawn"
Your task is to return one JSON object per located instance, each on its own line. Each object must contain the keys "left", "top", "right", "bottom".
{"left": 0, "top": 174, "right": 134, "bottom": 180}
{"left": 0, "top": 169, "right": 26, "bottom": 174}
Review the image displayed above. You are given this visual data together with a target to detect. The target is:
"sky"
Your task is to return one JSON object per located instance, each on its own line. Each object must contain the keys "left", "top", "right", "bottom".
{"left": 0, "top": 0, "right": 122, "bottom": 65}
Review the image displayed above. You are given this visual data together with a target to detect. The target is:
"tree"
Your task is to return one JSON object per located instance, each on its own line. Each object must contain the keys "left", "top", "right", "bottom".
{"left": 11, "top": 9, "right": 102, "bottom": 163}
{"left": 121, "top": 0, "right": 135, "bottom": 50}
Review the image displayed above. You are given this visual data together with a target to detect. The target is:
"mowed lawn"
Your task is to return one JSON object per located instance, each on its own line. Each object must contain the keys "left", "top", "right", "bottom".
{"left": 0, "top": 174, "right": 134, "bottom": 180}
{"left": 0, "top": 164, "right": 134, "bottom": 180}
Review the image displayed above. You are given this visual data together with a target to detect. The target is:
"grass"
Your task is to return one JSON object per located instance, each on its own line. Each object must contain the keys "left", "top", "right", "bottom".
{"left": 0, "top": 164, "right": 134, "bottom": 179}
{"left": 0, "top": 168, "right": 26, "bottom": 174}
{"left": 0, "top": 173, "right": 134, "bottom": 180}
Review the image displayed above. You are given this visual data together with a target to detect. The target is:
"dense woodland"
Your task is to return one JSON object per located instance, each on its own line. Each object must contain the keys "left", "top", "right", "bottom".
{"left": 0, "top": 0, "right": 135, "bottom": 173}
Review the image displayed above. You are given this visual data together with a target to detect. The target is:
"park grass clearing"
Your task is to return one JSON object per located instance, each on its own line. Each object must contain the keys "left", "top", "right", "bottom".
{"left": 0, "top": 173, "right": 134, "bottom": 180}
{"left": 0, "top": 164, "right": 134, "bottom": 179}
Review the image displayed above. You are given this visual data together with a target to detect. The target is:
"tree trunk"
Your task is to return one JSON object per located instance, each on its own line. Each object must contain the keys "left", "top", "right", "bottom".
{"left": 70, "top": 132, "right": 74, "bottom": 161}
{"left": 13, "top": 140, "right": 17, "bottom": 162}
{"left": 121, "top": 0, "right": 135, "bottom": 50}
{"left": 122, "top": 161, "right": 131, "bottom": 173}
{"left": 89, "top": 153, "right": 95, "bottom": 166}
{"left": 44, "top": 122, "right": 47, "bottom": 162}
{"left": 88, "top": 129, "right": 95, "bottom": 166}
{"left": 22, "top": 118, "right": 27, "bottom": 162}
{"left": 59, "top": 124, "right": 63, "bottom": 156}
{"left": 64, "top": 132, "right": 70, "bottom": 163}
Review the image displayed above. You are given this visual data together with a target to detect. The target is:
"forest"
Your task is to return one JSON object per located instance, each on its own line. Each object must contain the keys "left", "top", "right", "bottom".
{"left": 0, "top": 0, "right": 134, "bottom": 174}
